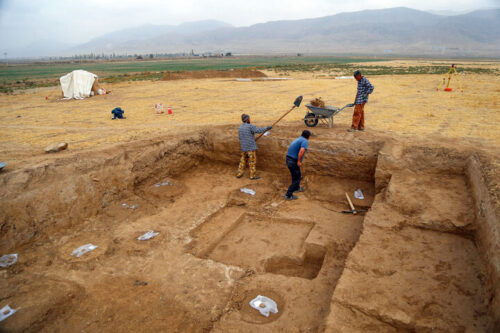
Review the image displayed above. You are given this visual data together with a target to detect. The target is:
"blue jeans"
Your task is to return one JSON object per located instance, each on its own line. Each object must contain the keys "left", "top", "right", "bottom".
{"left": 286, "top": 156, "right": 301, "bottom": 197}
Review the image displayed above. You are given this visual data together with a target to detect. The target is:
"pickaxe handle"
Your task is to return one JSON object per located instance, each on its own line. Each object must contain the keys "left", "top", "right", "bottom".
{"left": 345, "top": 192, "right": 357, "bottom": 215}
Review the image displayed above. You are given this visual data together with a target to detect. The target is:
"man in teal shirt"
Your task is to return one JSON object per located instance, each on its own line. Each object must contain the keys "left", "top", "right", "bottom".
{"left": 285, "top": 130, "right": 311, "bottom": 200}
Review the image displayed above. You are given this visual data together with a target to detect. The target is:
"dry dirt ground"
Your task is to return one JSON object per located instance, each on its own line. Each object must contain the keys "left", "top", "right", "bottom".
{"left": 0, "top": 61, "right": 499, "bottom": 164}
{"left": 0, "top": 60, "right": 499, "bottom": 332}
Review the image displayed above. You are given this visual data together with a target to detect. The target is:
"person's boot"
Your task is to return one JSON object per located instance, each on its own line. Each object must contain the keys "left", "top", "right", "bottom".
{"left": 284, "top": 194, "right": 298, "bottom": 200}
{"left": 250, "top": 176, "right": 260, "bottom": 180}
{"left": 294, "top": 187, "right": 305, "bottom": 193}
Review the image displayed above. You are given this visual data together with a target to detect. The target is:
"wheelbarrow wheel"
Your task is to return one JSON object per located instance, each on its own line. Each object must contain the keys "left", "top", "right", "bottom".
{"left": 304, "top": 113, "right": 318, "bottom": 127}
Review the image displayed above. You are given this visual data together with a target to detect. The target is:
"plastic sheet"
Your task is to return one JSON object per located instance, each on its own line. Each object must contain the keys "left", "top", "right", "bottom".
{"left": 71, "top": 244, "right": 98, "bottom": 257}
{"left": 137, "top": 230, "right": 159, "bottom": 241}
{"left": 154, "top": 181, "right": 171, "bottom": 187}
{"left": 0, "top": 254, "right": 18, "bottom": 268}
{"left": 354, "top": 189, "right": 365, "bottom": 200}
{"left": 249, "top": 295, "right": 278, "bottom": 317}
{"left": 0, "top": 305, "right": 16, "bottom": 322}
{"left": 240, "top": 188, "right": 256, "bottom": 196}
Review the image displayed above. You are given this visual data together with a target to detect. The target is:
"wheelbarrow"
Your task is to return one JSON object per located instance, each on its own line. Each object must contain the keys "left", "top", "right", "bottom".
{"left": 304, "top": 103, "right": 354, "bottom": 128}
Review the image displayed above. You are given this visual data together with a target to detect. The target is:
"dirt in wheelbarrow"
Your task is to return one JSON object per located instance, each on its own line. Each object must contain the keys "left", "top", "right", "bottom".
{"left": 310, "top": 97, "right": 325, "bottom": 108}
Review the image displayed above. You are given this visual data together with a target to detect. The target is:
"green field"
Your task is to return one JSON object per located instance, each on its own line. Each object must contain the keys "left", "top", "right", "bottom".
{"left": 0, "top": 56, "right": 381, "bottom": 83}
{"left": 0, "top": 56, "right": 497, "bottom": 93}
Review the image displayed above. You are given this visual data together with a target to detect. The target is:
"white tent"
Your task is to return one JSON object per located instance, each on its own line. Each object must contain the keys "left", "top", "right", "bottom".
{"left": 59, "top": 70, "right": 97, "bottom": 99}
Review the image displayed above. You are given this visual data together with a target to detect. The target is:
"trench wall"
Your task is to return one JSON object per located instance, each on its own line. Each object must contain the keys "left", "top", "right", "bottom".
{"left": 466, "top": 155, "right": 500, "bottom": 330}
{"left": 0, "top": 133, "right": 207, "bottom": 251}
{"left": 205, "top": 131, "right": 380, "bottom": 182}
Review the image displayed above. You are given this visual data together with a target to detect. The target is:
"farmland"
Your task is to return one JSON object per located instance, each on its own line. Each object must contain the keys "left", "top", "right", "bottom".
{"left": 0, "top": 56, "right": 381, "bottom": 83}
{"left": 1, "top": 56, "right": 498, "bottom": 93}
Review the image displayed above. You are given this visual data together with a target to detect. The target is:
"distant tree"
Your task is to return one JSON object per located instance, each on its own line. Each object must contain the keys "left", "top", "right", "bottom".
{"left": 225, "top": 52, "right": 232, "bottom": 57}
{"left": 136, "top": 55, "right": 143, "bottom": 60}
{"left": 149, "top": 54, "right": 154, "bottom": 59}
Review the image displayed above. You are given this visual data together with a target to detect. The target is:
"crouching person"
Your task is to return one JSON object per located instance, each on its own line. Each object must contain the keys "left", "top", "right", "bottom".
{"left": 236, "top": 113, "right": 272, "bottom": 180}
{"left": 285, "top": 130, "right": 311, "bottom": 200}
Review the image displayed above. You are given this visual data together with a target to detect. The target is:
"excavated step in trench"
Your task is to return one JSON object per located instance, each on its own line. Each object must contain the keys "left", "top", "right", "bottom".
{"left": 0, "top": 130, "right": 498, "bottom": 332}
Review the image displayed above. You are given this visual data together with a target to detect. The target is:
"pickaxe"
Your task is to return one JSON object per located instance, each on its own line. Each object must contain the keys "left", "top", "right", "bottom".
{"left": 256, "top": 95, "right": 303, "bottom": 141}
{"left": 342, "top": 192, "right": 367, "bottom": 215}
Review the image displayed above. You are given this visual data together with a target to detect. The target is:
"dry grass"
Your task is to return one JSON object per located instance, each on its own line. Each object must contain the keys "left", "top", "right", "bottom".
{"left": 0, "top": 60, "right": 499, "bottom": 159}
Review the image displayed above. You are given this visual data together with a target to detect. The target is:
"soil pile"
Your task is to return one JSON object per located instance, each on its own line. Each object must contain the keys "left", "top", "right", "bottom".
{"left": 162, "top": 68, "right": 267, "bottom": 80}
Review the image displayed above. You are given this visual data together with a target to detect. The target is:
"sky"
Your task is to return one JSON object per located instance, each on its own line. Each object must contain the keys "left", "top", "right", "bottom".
{"left": 0, "top": 0, "right": 498, "bottom": 51}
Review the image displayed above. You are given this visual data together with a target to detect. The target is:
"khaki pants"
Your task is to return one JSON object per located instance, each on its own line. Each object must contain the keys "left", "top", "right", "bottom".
{"left": 351, "top": 103, "right": 365, "bottom": 130}
{"left": 237, "top": 151, "right": 257, "bottom": 178}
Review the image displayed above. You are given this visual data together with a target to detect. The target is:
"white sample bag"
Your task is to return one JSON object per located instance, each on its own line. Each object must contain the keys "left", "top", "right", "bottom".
{"left": 249, "top": 295, "right": 278, "bottom": 317}
{"left": 0, "top": 254, "right": 18, "bottom": 268}
{"left": 137, "top": 230, "right": 159, "bottom": 241}
{"left": 240, "top": 188, "right": 256, "bottom": 196}
{"left": 0, "top": 305, "right": 17, "bottom": 322}
{"left": 71, "top": 244, "right": 98, "bottom": 257}
{"left": 354, "top": 189, "right": 365, "bottom": 200}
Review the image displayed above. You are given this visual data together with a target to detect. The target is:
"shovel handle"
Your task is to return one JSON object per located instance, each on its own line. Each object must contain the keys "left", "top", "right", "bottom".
{"left": 255, "top": 105, "right": 297, "bottom": 141}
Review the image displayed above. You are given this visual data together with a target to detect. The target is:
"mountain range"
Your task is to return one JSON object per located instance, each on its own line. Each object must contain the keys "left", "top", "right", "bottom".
{"left": 13, "top": 7, "right": 500, "bottom": 57}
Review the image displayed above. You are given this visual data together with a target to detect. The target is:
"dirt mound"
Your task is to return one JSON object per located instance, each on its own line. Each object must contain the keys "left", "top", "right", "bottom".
{"left": 162, "top": 68, "right": 267, "bottom": 80}
{"left": 310, "top": 97, "right": 325, "bottom": 108}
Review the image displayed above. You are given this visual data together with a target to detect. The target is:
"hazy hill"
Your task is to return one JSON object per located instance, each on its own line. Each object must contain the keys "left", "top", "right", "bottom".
{"left": 69, "top": 7, "right": 500, "bottom": 57}
{"left": 69, "top": 20, "right": 233, "bottom": 54}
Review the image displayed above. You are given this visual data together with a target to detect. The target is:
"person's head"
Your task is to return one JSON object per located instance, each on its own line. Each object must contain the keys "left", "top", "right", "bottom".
{"left": 353, "top": 70, "right": 362, "bottom": 81}
{"left": 241, "top": 113, "right": 250, "bottom": 123}
{"left": 301, "top": 130, "right": 311, "bottom": 140}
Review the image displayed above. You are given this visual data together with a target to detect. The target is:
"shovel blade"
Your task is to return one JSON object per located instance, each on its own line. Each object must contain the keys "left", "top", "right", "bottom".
{"left": 294, "top": 96, "right": 303, "bottom": 107}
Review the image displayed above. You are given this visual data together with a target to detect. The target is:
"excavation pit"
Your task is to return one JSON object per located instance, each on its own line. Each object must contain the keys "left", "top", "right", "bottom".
{"left": 0, "top": 127, "right": 498, "bottom": 332}
{"left": 191, "top": 214, "right": 321, "bottom": 278}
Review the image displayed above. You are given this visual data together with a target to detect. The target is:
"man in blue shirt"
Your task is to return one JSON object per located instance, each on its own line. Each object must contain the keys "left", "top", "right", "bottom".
{"left": 237, "top": 114, "right": 272, "bottom": 180}
{"left": 285, "top": 130, "right": 311, "bottom": 200}
{"left": 349, "top": 70, "right": 374, "bottom": 132}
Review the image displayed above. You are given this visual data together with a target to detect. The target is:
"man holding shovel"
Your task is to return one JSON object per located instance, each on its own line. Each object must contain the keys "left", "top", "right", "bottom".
{"left": 236, "top": 114, "right": 272, "bottom": 180}
{"left": 284, "top": 130, "right": 311, "bottom": 200}
{"left": 349, "top": 70, "right": 374, "bottom": 132}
